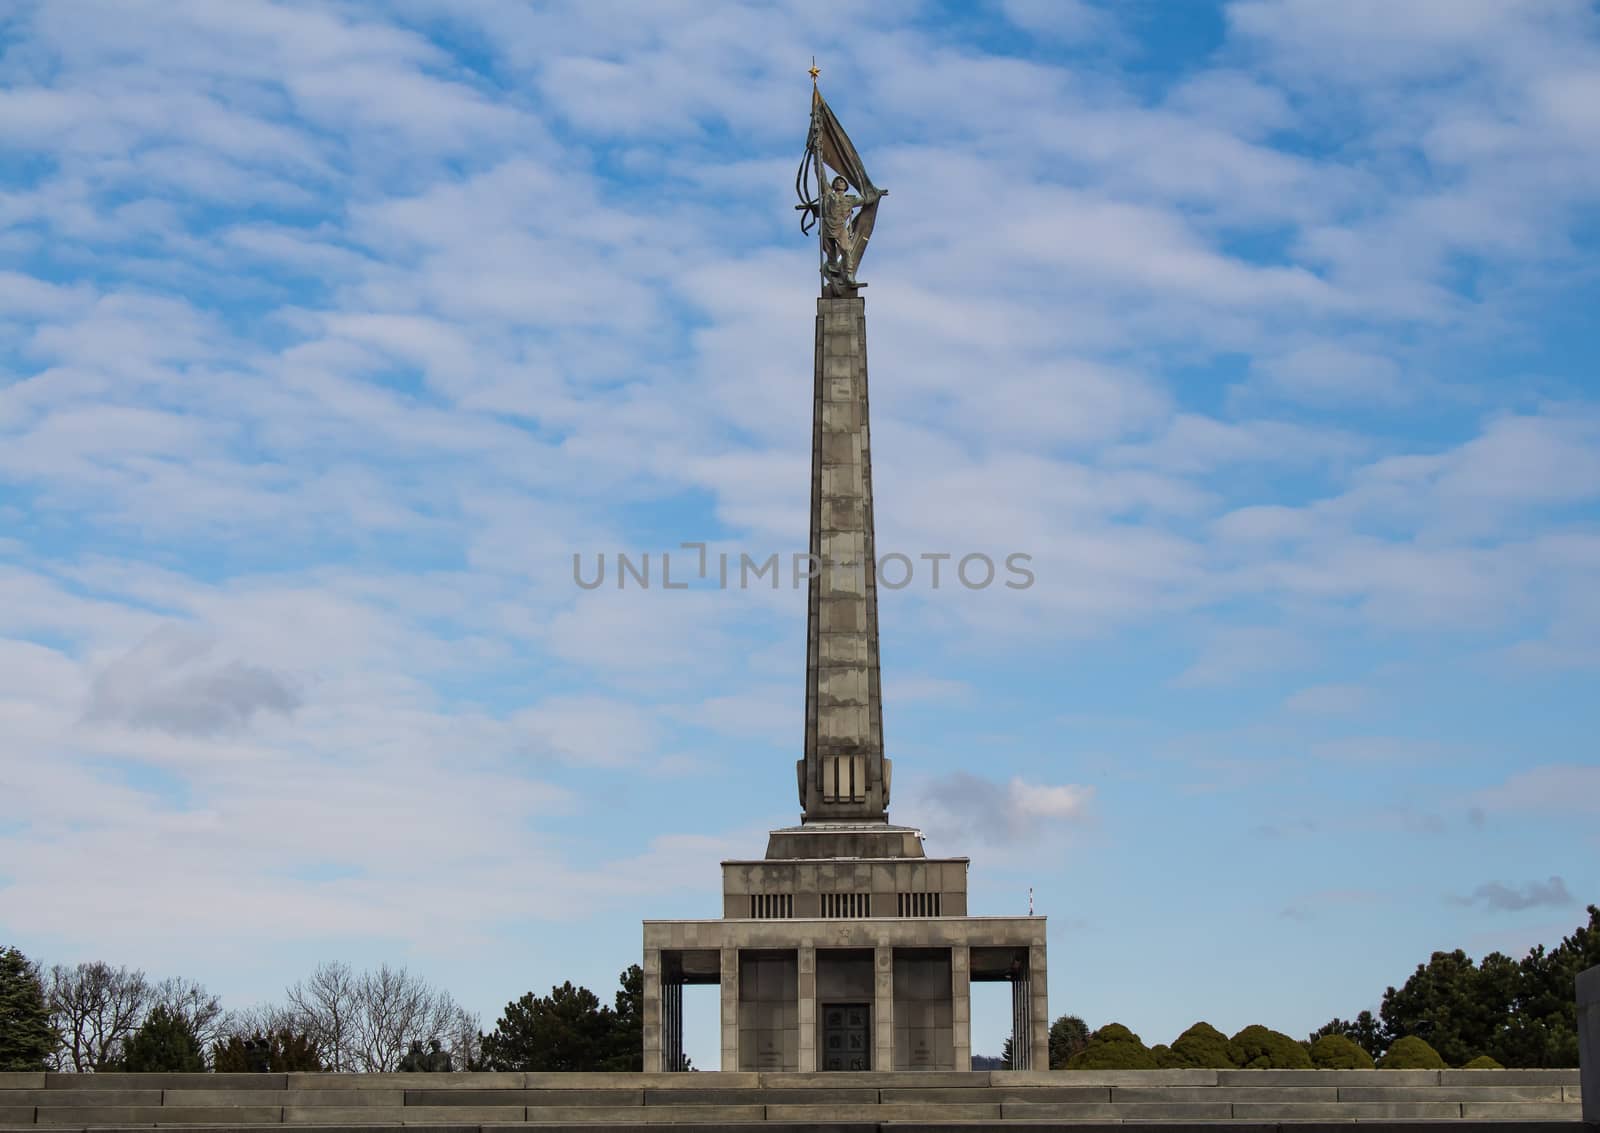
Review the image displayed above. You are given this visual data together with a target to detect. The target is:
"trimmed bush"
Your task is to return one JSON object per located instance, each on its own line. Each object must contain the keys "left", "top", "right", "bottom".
{"left": 1379, "top": 1034, "right": 1446, "bottom": 1069}
{"left": 1232, "top": 1024, "right": 1314, "bottom": 1069}
{"left": 1165, "top": 1021, "right": 1243, "bottom": 1068}
{"left": 1459, "top": 1054, "right": 1504, "bottom": 1069}
{"left": 1309, "top": 1033, "right": 1375, "bottom": 1069}
{"left": 1066, "top": 1022, "right": 1158, "bottom": 1069}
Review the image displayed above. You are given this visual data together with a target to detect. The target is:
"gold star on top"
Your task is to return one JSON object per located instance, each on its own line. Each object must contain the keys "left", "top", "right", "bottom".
{"left": 808, "top": 57, "right": 820, "bottom": 84}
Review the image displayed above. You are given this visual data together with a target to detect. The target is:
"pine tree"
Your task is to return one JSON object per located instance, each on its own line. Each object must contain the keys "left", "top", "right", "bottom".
{"left": 0, "top": 946, "right": 58, "bottom": 1071}
{"left": 119, "top": 1005, "right": 205, "bottom": 1072}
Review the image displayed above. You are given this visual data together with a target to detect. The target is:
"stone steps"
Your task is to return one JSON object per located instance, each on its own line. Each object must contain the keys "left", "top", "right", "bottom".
{"left": 0, "top": 1069, "right": 1583, "bottom": 1128}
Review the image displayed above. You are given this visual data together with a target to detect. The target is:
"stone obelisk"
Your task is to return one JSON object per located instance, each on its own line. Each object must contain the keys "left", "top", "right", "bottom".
{"left": 641, "top": 78, "right": 1047, "bottom": 1075}
{"left": 799, "top": 294, "right": 889, "bottom": 821}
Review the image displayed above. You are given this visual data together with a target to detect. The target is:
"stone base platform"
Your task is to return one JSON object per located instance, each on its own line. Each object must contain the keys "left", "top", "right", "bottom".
{"left": 0, "top": 1069, "right": 1586, "bottom": 1129}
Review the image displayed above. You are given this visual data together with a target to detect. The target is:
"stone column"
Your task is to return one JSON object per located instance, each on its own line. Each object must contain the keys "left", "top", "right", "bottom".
{"left": 1029, "top": 942, "right": 1050, "bottom": 1071}
{"left": 720, "top": 946, "right": 739, "bottom": 1072}
{"left": 874, "top": 941, "right": 894, "bottom": 1072}
{"left": 801, "top": 296, "right": 888, "bottom": 822}
{"left": 951, "top": 945, "right": 971, "bottom": 1072}
{"left": 1579, "top": 963, "right": 1599, "bottom": 1125}
{"left": 798, "top": 939, "right": 817, "bottom": 1072}
{"left": 642, "top": 947, "right": 662, "bottom": 1073}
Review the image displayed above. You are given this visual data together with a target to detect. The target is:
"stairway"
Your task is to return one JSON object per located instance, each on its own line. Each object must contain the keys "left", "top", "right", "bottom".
{"left": 0, "top": 1068, "right": 1584, "bottom": 1130}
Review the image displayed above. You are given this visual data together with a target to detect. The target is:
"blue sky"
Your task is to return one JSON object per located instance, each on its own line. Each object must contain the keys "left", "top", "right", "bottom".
{"left": 2, "top": 0, "right": 1599, "bottom": 1066}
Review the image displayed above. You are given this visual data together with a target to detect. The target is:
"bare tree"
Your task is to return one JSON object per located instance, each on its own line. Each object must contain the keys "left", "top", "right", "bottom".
{"left": 350, "top": 964, "right": 470, "bottom": 1072}
{"left": 151, "top": 977, "right": 227, "bottom": 1066}
{"left": 274, "top": 963, "right": 475, "bottom": 1072}
{"left": 46, "top": 963, "right": 151, "bottom": 1072}
{"left": 284, "top": 962, "right": 358, "bottom": 1072}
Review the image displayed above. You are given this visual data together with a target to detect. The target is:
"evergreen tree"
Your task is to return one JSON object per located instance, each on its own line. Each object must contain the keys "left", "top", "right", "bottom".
{"left": 119, "top": 1005, "right": 205, "bottom": 1072}
{"left": 1380, "top": 949, "right": 1514, "bottom": 1068}
{"left": 0, "top": 946, "right": 58, "bottom": 1071}
{"left": 213, "top": 1030, "right": 323, "bottom": 1072}
{"left": 1231, "top": 1025, "right": 1313, "bottom": 1069}
{"left": 480, "top": 982, "right": 614, "bottom": 1071}
{"left": 602, "top": 966, "right": 643, "bottom": 1072}
{"left": 1309, "top": 1011, "right": 1384, "bottom": 1059}
{"left": 1378, "top": 1034, "right": 1445, "bottom": 1069}
{"left": 1164, "top": 1022, "right": 1242, "bottom": 1068}
{"left": 1047, "top": 1015, "right": 1090, "bottom": 1069}
{"left": 1065, "top": 1023, "right": 1157, "bottom": 1069}
{"left": 1308, "top": 1033, "right": 1373, "bottom": 1069}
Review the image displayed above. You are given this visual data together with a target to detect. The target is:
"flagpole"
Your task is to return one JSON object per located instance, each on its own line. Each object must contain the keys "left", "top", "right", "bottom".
{"left": 811, "top": 72, "right": 825, "bottom": 297}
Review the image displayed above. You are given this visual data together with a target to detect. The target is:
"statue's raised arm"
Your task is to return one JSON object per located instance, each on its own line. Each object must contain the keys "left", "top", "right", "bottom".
{"left": 796, "top": 83, "right": 886, "bottom": 296}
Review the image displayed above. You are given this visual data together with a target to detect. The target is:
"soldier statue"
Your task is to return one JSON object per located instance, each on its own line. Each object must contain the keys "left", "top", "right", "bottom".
{"left": 818, "top": 174, "right": 887, "bottom": 287}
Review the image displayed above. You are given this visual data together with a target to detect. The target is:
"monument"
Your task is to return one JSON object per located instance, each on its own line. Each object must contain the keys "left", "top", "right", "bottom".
{"left": 641, "top": 75, "right": 1048, "bottom": 1073}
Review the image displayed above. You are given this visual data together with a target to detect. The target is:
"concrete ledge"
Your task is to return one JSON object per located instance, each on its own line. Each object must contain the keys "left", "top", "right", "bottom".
{"left": 34, "top": 1106, "right": 285, "bottom": 1125}
{"left": 289, "top": 1075, "right": 522, "bottom": 1090}
{"left": 644, "top": 1089, "right": 877, "bottom": 1105}
{"left": 283, "top": 1108, "right": 525, "bottom": 1124}
{"left": 1113, "top": 1087, "right": 1339, "bottom": 1103}
{"left": 1438, "top": 1070, "right": 1580, "bottom": 1085}
{"left": 763, "top": 1073, "right": 988, "bottom": 1089}
{"left": 172, "top": 1091, "right": 405, "bottom": 1108}
{"left": 1337, "top": 1086, "right": 1567, "bottom": 1102}
{"left": 0, "top": 1110, "right": 34, "bottom": 1127}
{"left": 769, "top": 1103, "right": 1001, "bottom": 1121}
{"left": 44, "top": 1075, "right": 288, "bottom": 1090}
{"left": 403, "top": 1092, "right": 641, "bottom": 1108}
{"left": 0, "top": 1078, "right": 45, "bottom": 1091}
{"left": 523, "top": 1104, "right": 766, "bottom": 1123}
{"left": 1232, "top": 1101, "right": 1464, "bottom": 1119}
{"left": 1458, "top": 1100, "right": 1584, "bottom": 1119}
{"left": 994, "top": 1070, "right": 1220, "bottom": 1086}
{"left": 882, "top": 1087, "right": 1112, "bottom": 1104}
{"left": 1001, "top": 1101, "right": 1235, "bottom": 1120}
{"left": 13, "top": 1092, "right": 165, "bottom": 1107}
{"left": 1219, "top": 1070, "right": 1441, "bottom": 1086}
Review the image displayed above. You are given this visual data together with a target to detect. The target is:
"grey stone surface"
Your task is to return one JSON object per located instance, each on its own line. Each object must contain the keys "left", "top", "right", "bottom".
{"left": 1580, "top": 961, "right": 1599, "bottom": 1125}
{"left": 1112, "top": 1086, "right": 1339, "bottom": 1103}
{"left": 289, "top": 1073, "right": 523, "bottom": 1090}
{"left": 284, "top": 1107, "right": 525, "bottom": 1125}
{"left": 1336, "top": 1085, "right": 1565, "bottom": 1102}
{"left": 405, "top": 1090, "right": 639, "bottom": 1107}
{"left": 35, "top": 1106, "right": 285, "bottom": 1125}
{"left": 769, "top": 1102, "right": 1002, "bottom": 1121}
{"left": 45, "top": 1073, "right": 288, "bottom": 1090}
{"left": 0, "top": 1109, "right": 35, "bottom": 1127}
{"left": 16, "top": 1091, "right": 164, "bottom": 1107}
{"left": 1436, "top": 1069, "right": 1578, "bottom": 1085}
{"left": 1232, "top": 1100, "right": 1464, "bottom": 1119}
{"left": 0, "top": 1076, "right": 45, "bottom": 1090}
{"left": 1459, "top": 1101, "right": 1582, "bottom": 1119}
{"left": 1002, "top": 1101, "right": 1235, "bottom": 1120}
{"left": 993, "top": 1069, "right": 1219, "bottom": 1086}
{"left": 880, "top": 1086, "right": 1111, "bottom": 1104}
{"left": 1218, "top": 1069, "right": 1441, "bottom": 1086}
{"left": 168, "top": 1090, "right": 403, "bottom": 1108}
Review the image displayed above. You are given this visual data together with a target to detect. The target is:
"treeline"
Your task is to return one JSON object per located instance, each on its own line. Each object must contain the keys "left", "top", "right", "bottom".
{"left": 5, "top": 905, "right": 1595, "bottom": 1073}
{"left": 0, "top": 950, "right": 651, "bottom": 1074}
{"left": 1042, "top": 904, "right": 1600, "bottom": 1071}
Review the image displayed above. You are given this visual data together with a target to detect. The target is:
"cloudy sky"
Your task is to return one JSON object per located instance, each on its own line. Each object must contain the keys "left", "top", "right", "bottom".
{"left": 2, "top": 0, "right": 1598, "bottom": 1064}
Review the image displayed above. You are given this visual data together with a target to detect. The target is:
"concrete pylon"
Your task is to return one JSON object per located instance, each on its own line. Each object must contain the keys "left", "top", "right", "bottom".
{"left": 798, "top": 295, "right": 889, "bottom": 822}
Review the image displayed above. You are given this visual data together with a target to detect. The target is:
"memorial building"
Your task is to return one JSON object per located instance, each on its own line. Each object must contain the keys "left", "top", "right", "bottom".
{"left": 641, "top": 80, "right": 1048, "bottom": 1074}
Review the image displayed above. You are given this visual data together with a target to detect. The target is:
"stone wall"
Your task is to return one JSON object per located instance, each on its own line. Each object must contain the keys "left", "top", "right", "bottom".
{"left": 0, "top": 1067, "right": 1584, "bottom": 1129}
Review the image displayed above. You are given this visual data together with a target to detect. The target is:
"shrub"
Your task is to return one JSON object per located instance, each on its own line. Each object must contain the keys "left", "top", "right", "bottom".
{"left": 1460, "top": 1054, "right": 1504, "bottom": 1069}
{"left": 1232, "top": 1024, "right": 1314, "bottom": 1069}
{"left": 1309, "top": 1033, "right": 1374, "bottom": 1069}
{"left": 1165, "top": 1022, "right": 1243, "bottom": 1068}
{"left": 1066, "top": 1023, "right": 1158, "bottom": 1069}
{"left": 1378, "top": 1035, "right": 1446, "bottom": 1069}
